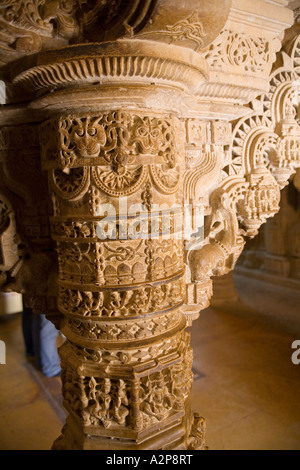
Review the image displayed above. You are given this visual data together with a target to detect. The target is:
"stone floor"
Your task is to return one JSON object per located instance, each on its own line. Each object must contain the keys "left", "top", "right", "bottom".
{"left": 0, "top": 274, "right": 300, "bottom": 450}
{"left": 0, "top": 314, "right": 65, "bottom": 450}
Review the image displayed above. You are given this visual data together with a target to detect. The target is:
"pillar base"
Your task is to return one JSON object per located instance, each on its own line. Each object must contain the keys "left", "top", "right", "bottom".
{"left": 53, "top": 402, "right": 207, "bottom": 451}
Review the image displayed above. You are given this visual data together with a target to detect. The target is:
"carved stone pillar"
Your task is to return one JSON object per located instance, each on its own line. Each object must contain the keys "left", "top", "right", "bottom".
{"left": 41, "top": 105, "right": 197, "bottom": 450}
{"left": 2, "top": 28, "right": 213, "bottom": 450}
{"left": 0, "top": 0, "right": 298, "bottom": 451}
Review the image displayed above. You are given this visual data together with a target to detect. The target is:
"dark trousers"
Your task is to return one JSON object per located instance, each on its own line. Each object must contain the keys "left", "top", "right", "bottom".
{"left": 22, "top": 308, "right": 61, "bottom": 377}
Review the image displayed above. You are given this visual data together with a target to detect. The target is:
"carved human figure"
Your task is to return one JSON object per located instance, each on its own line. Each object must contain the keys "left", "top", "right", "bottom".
{"left": 141, "top": 373, "right": 173, "bottom": 424}
{"left": 187, "top": 414, "right": 208, "bottom": 451}
{"left": 88, "top": 378, "right": 112, "bottom": 428}
{"left": 113, "top": 380, "right": 129, "bottom": 426}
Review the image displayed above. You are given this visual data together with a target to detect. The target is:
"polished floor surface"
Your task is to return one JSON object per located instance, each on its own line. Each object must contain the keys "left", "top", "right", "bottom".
{"left": 0, "top": 275, "right": 300, "bottom": 450}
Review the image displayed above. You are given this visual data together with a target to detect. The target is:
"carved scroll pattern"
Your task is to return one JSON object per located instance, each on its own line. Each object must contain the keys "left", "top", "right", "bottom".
{"left": 137, "top": 11, "right": 206, "bottom": 52}
{"left": 204, "top": 29, "right": 276, "bottom": 75}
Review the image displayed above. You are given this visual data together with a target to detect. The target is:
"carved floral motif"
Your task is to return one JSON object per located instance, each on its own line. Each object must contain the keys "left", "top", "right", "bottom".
{"left": 152, "top": 11, "right": 206, "bottom": 52}
{"left": 204, "top": 30, "right": 273, "bottom": 74}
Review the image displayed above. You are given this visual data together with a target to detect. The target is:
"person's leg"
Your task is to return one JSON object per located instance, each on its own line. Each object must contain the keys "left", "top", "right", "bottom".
{"left": 21, "top": 307, "right": 35, "bottom": 357}
{"left": 33, "top": 314, "right": 61, "bottom": 377}
{"left": 32, "top": 314, "right": 42, "bottom": 369}
{"left": 40, "top": 315, "right": 61, "bottom": 377}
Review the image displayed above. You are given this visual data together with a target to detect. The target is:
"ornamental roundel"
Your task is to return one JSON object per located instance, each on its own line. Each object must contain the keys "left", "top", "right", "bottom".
{"left": 150, "top": 163, "right": 181, "bottom": 195}
{"left": 51, "top": 167, "right": 90, "bottom": 201}
{"left": 91, "top": 164, "right": 148, "bottom": 197}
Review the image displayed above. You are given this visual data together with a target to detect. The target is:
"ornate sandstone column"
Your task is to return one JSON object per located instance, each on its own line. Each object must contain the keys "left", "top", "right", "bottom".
{"left": 0, "top": 0, "right": 298, "bottom": 450}
{"left": 39, "top": 96, "right": 197, "bottom": 450}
